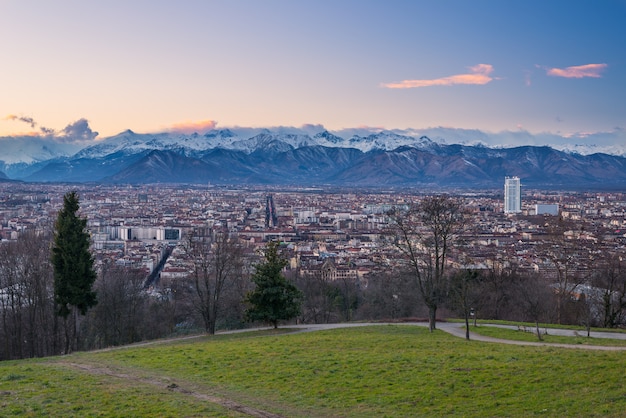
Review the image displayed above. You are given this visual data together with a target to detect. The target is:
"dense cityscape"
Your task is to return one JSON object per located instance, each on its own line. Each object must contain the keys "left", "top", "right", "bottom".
{"left": 2, "top": 181, "right": 625, "bottom": 276}
{"left": 2, "top": 180, "right": 625, "bottom": 351}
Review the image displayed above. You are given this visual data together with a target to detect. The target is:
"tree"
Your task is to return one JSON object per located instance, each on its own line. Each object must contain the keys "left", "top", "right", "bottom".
{"left": 51, "top": 191, "right": 97, "bottom": 353}
{"left": 358, "top": 269, "right": 420, "bottom": 321}
{"left": 539, "top": 216, "right": 590, "bottom": 324}
{"left": 184, "top": 229, "right": 244, "bottom": 334}
{"left": 245, "top": 241, "right": 303, "bottom": 328}
{"left": 388, "top": 195, "right": 464, "bottom": 332}
{"left": 514, "top": 273, "right": 553, "bottom": 341}
{"left": 448, "top": 269, "right": 482, "bottom": 340}
{"left": 591, "top": 254, "right": 626, "bottom": 328}
{"left": 83, "top": 264, "right": 148, "bottom": 348}
{"left": 295, "top": 269, "right": 339, "bottom": 324}
{"left": 480, "top": 253, "right": 520, "bottom": 320}
{"left": 0, "top": 229, "right": 58, "bottom": 360}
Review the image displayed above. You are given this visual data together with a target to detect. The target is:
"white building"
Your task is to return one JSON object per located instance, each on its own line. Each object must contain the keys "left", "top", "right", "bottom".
{"left": 535, "top": 204, "right": 559, "bottom": 216}
{"left": 504, "top": 176, "right": 521, "bottom": 213}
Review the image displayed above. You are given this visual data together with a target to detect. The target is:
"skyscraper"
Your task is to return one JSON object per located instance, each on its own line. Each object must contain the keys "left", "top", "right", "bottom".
{"left": 504, "top": 176, "right": 521, "bottom": 213}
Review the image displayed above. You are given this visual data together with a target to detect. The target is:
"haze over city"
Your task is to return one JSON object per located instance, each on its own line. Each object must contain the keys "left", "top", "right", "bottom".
{"left": 1, "top": 0, "right": 625, "bottom": 149}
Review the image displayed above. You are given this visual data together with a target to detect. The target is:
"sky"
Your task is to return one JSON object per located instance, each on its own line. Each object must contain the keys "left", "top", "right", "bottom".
{"left": 1, "top": 0, "right": 625, "bottom": 142}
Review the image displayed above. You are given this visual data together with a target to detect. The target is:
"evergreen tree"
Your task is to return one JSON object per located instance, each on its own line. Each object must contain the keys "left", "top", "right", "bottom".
{"left": 52, "top": 191, "right": 97, "bottom": 352}
{"left": 246, "top": 241, "right": 302, "bottom": 328}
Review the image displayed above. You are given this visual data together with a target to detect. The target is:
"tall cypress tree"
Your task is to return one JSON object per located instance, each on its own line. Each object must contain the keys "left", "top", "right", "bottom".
{"left": 245, "top": 241, "right": 302, "bottom": 329}
{"left": 52, "top": 191, "right": 97, "bottom": 351}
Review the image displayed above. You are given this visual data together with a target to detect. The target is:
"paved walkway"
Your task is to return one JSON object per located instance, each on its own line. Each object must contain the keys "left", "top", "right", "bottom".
{"left": 432, "top": 322, "right": 626, "bottom": 350}
{"left": 477, "top": 323, "right": 626, "bottom": 340}
{"left": 278, "top": 322, "right": 626, "bottom": 351}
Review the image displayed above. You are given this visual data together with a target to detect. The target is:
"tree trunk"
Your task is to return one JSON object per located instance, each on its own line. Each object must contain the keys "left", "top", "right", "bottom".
{"left": 535, "top": 320, "right": 543, "bottom": 341}
{"left": 64, "top": 316, "right": 71, "bottom": 354}
{"left": 428, "top": 306, "right": 437, "bottom": 332}
{"left": 208, "top": 308, "right": 216, "bottom": 335}
{"left": 464, "top": 312, "right": 470, "bottom": 340}
{"left": 74, "top": 309, "right": 82, "bottom": 352}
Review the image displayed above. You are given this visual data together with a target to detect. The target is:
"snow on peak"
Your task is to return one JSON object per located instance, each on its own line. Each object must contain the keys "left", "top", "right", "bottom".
{"left": 3, "top": 125, "right": 626, "bottom": 166}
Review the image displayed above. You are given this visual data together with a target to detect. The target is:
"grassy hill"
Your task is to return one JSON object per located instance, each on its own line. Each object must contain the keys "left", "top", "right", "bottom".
{"left": 1, "top": 325, "right": 625, "bottom": 417}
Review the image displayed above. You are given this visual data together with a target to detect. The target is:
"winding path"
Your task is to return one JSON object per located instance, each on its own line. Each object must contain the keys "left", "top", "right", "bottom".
{"left": 280, "top": 321, "right": 626, "bottom": 351}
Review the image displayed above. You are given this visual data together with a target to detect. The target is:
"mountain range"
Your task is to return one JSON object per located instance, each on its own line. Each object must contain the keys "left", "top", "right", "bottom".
{"left": 2, "top": 128, "right": 626, "bottom": 189}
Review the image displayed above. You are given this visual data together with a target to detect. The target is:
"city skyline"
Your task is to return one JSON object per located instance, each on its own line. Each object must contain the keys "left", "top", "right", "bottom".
{"left": 1, "top": 1, "right": 625, "bottom": 145}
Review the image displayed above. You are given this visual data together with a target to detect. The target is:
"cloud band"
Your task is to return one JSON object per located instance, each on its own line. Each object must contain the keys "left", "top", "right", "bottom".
{"left": 382, "top": 64, "right": 495, "bottom": 89}
{"left": 545, "top": 63, "right": 607, "bottom": 78}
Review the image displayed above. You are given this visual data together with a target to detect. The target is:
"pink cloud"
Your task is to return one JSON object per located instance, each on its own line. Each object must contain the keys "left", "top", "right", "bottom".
{"left": 167, "top": 119, "right": 218, "bottom": 134}
{"left": 355, "top": 124, "right": 386, "bottom": 130}
{"left": 545, "top": 63, "right": 607, "bottom": 78}
{"left": 382, "top": 64, "right": 495, "bottom": 89}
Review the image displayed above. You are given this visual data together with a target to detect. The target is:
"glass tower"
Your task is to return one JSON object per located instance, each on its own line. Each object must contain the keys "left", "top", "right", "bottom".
{"left": 504, "top": 176, "right": 521, "bottom": 213}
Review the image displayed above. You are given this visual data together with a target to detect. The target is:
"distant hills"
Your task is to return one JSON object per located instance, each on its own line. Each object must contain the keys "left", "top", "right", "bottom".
{"left": 2, "top": 128, "right": 626, "bottom": 188}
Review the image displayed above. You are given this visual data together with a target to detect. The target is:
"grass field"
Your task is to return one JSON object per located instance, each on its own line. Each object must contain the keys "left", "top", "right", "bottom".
{"left": 468, "top": 324, "right": 626, "bottom": 346}
{"left": 1, "top": 325, "right": 625, "bottom": 417}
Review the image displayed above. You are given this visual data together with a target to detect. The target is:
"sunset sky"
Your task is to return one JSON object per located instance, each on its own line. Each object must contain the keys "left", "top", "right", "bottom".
{"left": 1, "top": 0, "right": 624, "bottom": 140}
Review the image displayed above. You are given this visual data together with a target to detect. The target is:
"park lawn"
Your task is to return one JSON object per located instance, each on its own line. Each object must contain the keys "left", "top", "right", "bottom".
{"left": 468, "top": 324, "right": 626, "bottom": 346}
{"left": 464, "top": 318, "right": 626, "bottom": 334}
{"left": 1, "top": 325, "right": 625, "bottom": 417}
{"left": 0, "top": 359, "right": 244, "bottom": 417}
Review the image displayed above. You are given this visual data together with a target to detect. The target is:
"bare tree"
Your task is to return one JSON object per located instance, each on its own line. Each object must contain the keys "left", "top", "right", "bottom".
{"left": 83, "top": 263, "right": 148, "bottom": 349}
{"left": 479, "top": 252, "right": 521, "bottom": 320}
{"left": 295, "top": 270, "right": 339, "bottom": 324}
{"left": 0, "top": 238, "right": 25, "bottom": 359}
{"left": 0, "top": 230, "right": 59, "bottom": 360}
{"left": 513, "top": 273, "right": 554, "bottom": 341}
{"left": 540, "top": 216, "right": 591, "bottom": 324}
{"left": 448, "top": 269, "right": 482, "bottom": 340}
{"left": 358, "top": 270, "right": 421, "bottom": 321}
{"left": 388, "top": 195, "right": 464, "bottom": 332}
{"left": 184, "top": 229, "right": 244, "bottom": 334}
{"left": 18, "top": 230, "right": 58, "bottom": 358}
{"left": 592, "top": 254, "right": 626, "bottom": 328}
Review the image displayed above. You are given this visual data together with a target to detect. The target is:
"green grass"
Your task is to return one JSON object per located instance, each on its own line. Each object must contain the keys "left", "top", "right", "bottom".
{"left": 0, "top": 361, "right": 244, "bottom": 417}
{"left": 459, "top": 318, "right": 626, "bottom": 334}
{"left": 468, "top": 324, "right": 626, "bottom": 346}
{"left": 2, "top": 325, "right": 626, "bottom": 417}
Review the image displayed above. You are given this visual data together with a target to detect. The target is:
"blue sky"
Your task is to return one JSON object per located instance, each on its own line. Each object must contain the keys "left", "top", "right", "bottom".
{"left": 1, "top": 0, "right": 624, "bottom": 140}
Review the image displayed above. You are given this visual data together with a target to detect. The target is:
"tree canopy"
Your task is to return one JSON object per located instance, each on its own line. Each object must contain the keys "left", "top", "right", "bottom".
{"left": 52, "top": 191, "right": 97, "bottom": 318}
{"left": 245, "top": 241, "right": 302, "bottom": 328}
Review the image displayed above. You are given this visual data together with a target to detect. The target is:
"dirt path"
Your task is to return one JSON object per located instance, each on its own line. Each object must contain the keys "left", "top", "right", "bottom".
{"left": 57, "top": 361, "right": 284, "bottom": 418}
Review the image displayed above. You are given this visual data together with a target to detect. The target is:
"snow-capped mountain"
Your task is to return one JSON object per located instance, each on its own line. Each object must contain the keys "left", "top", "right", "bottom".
{"left": 3, "top": 124, "right": 626, "bottom": 188}
{"left": 346, "top": 131, "right": 435, "bottom": 152}
{"left": 71, "top": 129, "right": 247, "bottom": 159}
{"left": 229, "top": 132, "right": 316, "bottom": 154}
{"left": 71, "top": 128, "right": 441, "bottom": 160}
